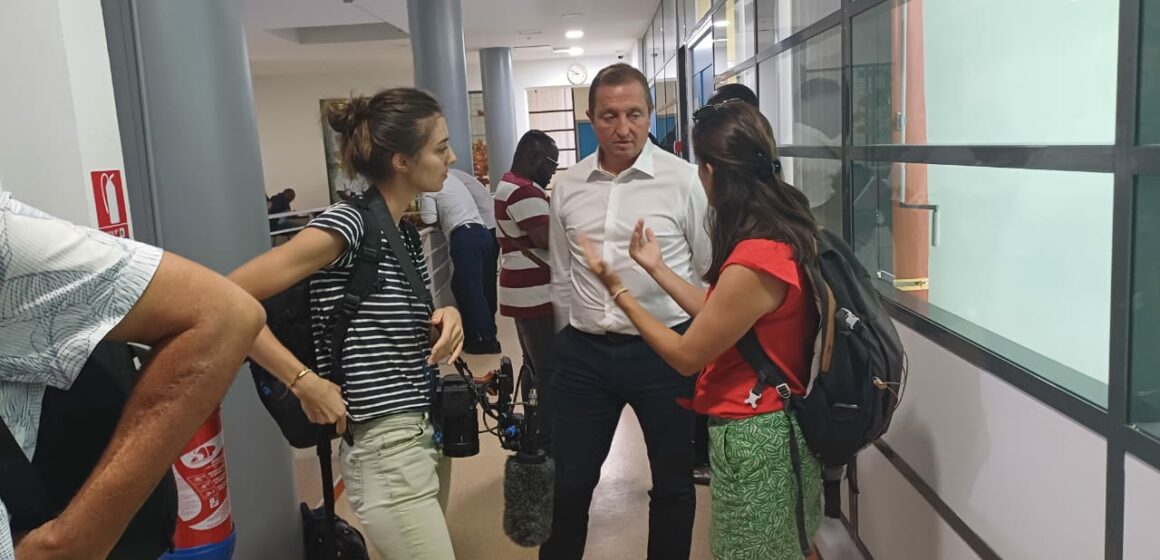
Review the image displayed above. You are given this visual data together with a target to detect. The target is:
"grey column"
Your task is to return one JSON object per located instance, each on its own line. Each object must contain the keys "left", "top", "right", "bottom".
{"left": 480, "top": 48, "right": 518, "bottom": 190}
{"left": 110, "top": 1, "right": 301, "bottom": 558}
{"left": 407, "top": 0, "right": 473, "bottom": 174}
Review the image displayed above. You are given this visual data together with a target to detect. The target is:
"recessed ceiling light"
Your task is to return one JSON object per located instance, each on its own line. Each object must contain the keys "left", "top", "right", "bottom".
{"left": 568, "top": 47, "right": 584, "bottom": 56}
{"left": 561, "top": 12, "right": 583, "bottom": 18}
{"left": 565, "top": 30, "right": 584, "bottom": 39}
{"left": 713, "top": 20, "right": 729, "bottom": 28}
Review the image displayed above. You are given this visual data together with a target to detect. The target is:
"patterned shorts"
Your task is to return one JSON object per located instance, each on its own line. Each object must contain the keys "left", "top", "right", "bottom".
{"left": 708, "top": 411, "right": 822, "bottom": 560}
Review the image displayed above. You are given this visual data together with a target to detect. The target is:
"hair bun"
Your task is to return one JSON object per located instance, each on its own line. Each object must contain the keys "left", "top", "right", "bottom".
{"left": 326, "top": 96, "right": 372, "bottom": 135}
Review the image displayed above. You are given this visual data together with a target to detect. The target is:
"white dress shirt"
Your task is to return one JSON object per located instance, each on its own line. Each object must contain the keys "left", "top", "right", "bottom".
{"left": 550, "top": 141, "right": 711, "bottom": 335}
{"left": 450, "top": 168, "right": 496, "bottom": 229}
{"left": 420, "top": 173, "right": 485, "bottom": 233}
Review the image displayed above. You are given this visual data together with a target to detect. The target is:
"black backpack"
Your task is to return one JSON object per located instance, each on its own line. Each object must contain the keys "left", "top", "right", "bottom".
{"left": 737, "top": 228, "right": 907, "bottom": 556}
{"left": 250, "top": 198, "right": 386, "bottom": 449}
{"left": 0, "top": 342, "right": 178, "bottom": 559}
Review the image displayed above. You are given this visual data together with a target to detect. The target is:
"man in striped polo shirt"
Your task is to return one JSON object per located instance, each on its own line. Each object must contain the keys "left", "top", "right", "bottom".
{"left": 494, "top": 130, "right": 560, "bottom": 451}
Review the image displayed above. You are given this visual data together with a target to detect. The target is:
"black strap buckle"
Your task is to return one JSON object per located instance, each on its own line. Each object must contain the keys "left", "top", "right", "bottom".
{"left": 339, "top": 293, "right": 361, "bottom": 316}
{"left": 746, "top": 381, "right": 766, "bottom": 409}
{"left": 775, "top": 382, "right": 792, "bottom": 401}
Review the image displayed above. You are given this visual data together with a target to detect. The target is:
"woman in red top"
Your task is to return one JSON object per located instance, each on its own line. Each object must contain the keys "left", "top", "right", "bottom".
{"left": 580, "top": 101, "right": 821, "bottom": 559}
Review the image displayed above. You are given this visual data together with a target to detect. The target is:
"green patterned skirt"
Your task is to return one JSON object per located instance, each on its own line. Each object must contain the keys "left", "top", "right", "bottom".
{"left": 708, "top": 411, "right": 822, "bottom": 560}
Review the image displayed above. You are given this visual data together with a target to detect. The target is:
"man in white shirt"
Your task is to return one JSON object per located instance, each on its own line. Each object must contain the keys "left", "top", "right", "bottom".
{"left": 0, "top": 186, "right": 265, "bottom": 559}
{"left": 421, "top": 173, "right": 500, "bottom": 354}
{"left": 544, "top": 63, "right": 711, "bottom": 560}
{"left": 450, "top": 168, "right": 501, "bottom": 323}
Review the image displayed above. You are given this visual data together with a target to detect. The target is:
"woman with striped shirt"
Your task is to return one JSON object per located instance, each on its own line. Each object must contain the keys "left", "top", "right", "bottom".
{"left": 230, "top": 88, "right": 465, "bottom": 559}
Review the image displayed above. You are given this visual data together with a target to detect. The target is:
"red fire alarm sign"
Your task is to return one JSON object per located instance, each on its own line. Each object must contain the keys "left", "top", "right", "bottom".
{"left": 91, "top": 170, "right": 130, "bottom": 238}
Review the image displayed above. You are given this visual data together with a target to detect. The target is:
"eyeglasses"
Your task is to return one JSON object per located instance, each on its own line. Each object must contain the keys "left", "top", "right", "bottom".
{"left": 543, "top": 154, "right": 559, "bottom": 168}
{"left": 692, "top": 98, "right": 748, "bottom": 122}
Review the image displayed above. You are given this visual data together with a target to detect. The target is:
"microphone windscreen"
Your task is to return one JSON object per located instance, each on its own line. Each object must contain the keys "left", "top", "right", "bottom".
{"left": 503, "top": 455, "right": 554, "bottom": 547}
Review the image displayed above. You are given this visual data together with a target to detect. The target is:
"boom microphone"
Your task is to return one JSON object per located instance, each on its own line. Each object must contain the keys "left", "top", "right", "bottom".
{"left": 502, "top": 387, "right": 554, "bottom": 547}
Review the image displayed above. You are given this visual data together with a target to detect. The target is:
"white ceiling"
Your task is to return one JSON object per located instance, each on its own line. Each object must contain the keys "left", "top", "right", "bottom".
{"left": 243, "top": 0, "right": 655, "bottom": 75}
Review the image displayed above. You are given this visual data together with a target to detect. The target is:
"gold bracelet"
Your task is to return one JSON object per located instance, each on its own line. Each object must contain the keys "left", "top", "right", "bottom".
{"left": 288, "top": 368, "right": 313, "bottom": 391}
{"left": 611, "top": 287, "right": 629, "bottom": 301}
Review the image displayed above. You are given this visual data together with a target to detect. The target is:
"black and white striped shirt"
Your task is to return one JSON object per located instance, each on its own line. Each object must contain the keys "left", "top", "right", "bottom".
{"left": 307, "top": 203, "right": 434, "bottom": 422}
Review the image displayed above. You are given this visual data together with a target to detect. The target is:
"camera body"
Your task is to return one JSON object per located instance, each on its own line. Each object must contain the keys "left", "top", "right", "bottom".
{"left": 434, "top": 357, "right": 539, "bottom": 458}
{"left": 435, "top": 374, "right": 479, "bottom": 457}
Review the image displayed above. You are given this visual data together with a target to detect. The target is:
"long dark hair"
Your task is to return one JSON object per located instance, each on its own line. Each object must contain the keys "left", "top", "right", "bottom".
{"left": 692, "top": 102, "right": 818, "bottom": 284}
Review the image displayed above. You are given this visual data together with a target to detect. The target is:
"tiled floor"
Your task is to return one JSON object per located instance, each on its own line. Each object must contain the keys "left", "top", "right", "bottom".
{"left": 294, "top": 317, "right": 864, "bottom": 560}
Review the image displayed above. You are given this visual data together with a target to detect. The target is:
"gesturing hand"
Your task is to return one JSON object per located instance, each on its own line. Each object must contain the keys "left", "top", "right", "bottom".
{"left": 628, "top": 219, "right": 664, "bottom": 275}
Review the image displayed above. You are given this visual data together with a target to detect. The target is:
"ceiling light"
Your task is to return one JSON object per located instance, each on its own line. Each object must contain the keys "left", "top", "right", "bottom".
{"left": 553, "top": 47, "right": 570, "bottom": 54}
{"left": 561, "top": 12, "right": 583, "bottom": 18}
{"left": 568, "top": 47, "right": 584, "bottom": 56}
{"left": 566, "top": 30, "right": 584, "bottom": 39}
{"left": 714, "top": 20, "right": 729, "bottom": 28}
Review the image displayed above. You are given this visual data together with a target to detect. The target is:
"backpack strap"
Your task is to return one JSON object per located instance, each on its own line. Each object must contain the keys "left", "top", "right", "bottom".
{"left": 738, "top": 330, "right": 792, "bottom": 410}
{"left": 328, "top": 201, "right": 385, "bottom": 390}
{"left": 736, "top": 331, "right": 812, "bottom": 557}
{"left": 363, "top": 189, "right": 433, "bottom": 312}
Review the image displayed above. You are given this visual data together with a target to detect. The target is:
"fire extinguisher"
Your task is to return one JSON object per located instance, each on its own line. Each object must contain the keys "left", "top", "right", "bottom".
{"left": 161, "top": 407, "right": 237, "bottom": 560}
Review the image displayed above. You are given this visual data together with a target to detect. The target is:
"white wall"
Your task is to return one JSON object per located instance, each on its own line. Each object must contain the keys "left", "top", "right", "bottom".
{"left": 250, "top": 70, "right": 412, "bottom": 210}
{"left": 857, "top": 323, "right": 1107, "bottom": 559}
{"left": 510, "top": 55, "right": 624, "bottom": 136}
{"left": 250, "top": 54, "right": 632, "bottom": 208}
{"left": 1125, "top": 454, "right": 1160, "bottom": 560}
{"left": 0, "top": 0, "right": 125, "bottom": 228}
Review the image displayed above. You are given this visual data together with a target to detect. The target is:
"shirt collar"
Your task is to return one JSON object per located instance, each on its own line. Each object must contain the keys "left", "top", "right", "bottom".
{"left": 588, "top": 141, "right": 657, "bottom": 182}
{"left": 502, "top": 171, "right": 535, "bottom": 189}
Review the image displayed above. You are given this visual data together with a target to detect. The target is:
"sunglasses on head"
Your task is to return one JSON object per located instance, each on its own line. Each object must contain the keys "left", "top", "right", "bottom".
{"left": 692, "top": 98, "right": 748, "bottom": 122}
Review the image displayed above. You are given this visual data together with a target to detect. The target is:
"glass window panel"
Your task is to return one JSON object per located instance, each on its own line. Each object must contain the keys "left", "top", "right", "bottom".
{"left": 468, "top": 91, "right": 486, "bottom": 141}
{"left": 695, "top": 0, "right": 712, "bottom": 21}
{"left": 527, "top": 87, "right": 572, "bottom": 112}
{"left": 547, "top": 131, "right": 576, "bottom": 150}
{"left": 1132, "top": 176, "right": 1160, "bottom": 433}
{"left": 736, "top": 67, "right": 757, "bottom": 96}
{"left": 713, "top": 8, "right": 729, "bottom": 73}
{"left": 657, "top": 58, "right": 680, "bottom": 153}
{"left": 684, "top": 0, "right": 697, "bottom": 41}
{"left": 664, "top": 0, "right": 677, "bottom": 60}
{"left": 851, "top": 0, "right": 1118, "bottom": 146}
{"left": 852, "top": 161, "right": 1113, "bottom": 406}
{"left": 734, "top": 0, "right": 756, "bottom": 64}
{"left": 757, "top": 26, "right": 841, "bottom": 148}
{"left": 643, "top": 25, "right": 653, "bottom": 79}
{"left": 716, "top": 67, "right": 757, "bottom": 94}
{"left": 529, "top": 111, "right": 572, "bottom": 131}
{"left": 713, "top": 0, "right": 756, "bottom": 74}
{"left": 654, "top": 8, "right": 665, "bottom": 67}
{"left": 756, "top": 0, "right": 775, "bottom": 52}
{"left": 756, "top": 0, "right": 840, "bottom": 45}
{"left": 780, "top": 156, "right": 843, "bottom": 234}
{"left": 691, "top": 33, "right": 715, "bottom": 110}
{"left": 558, "top": 150, "right": 578, "bottom": 168}
{"left": 1140, "top": 0, "right": 1160, "bottom": 144}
